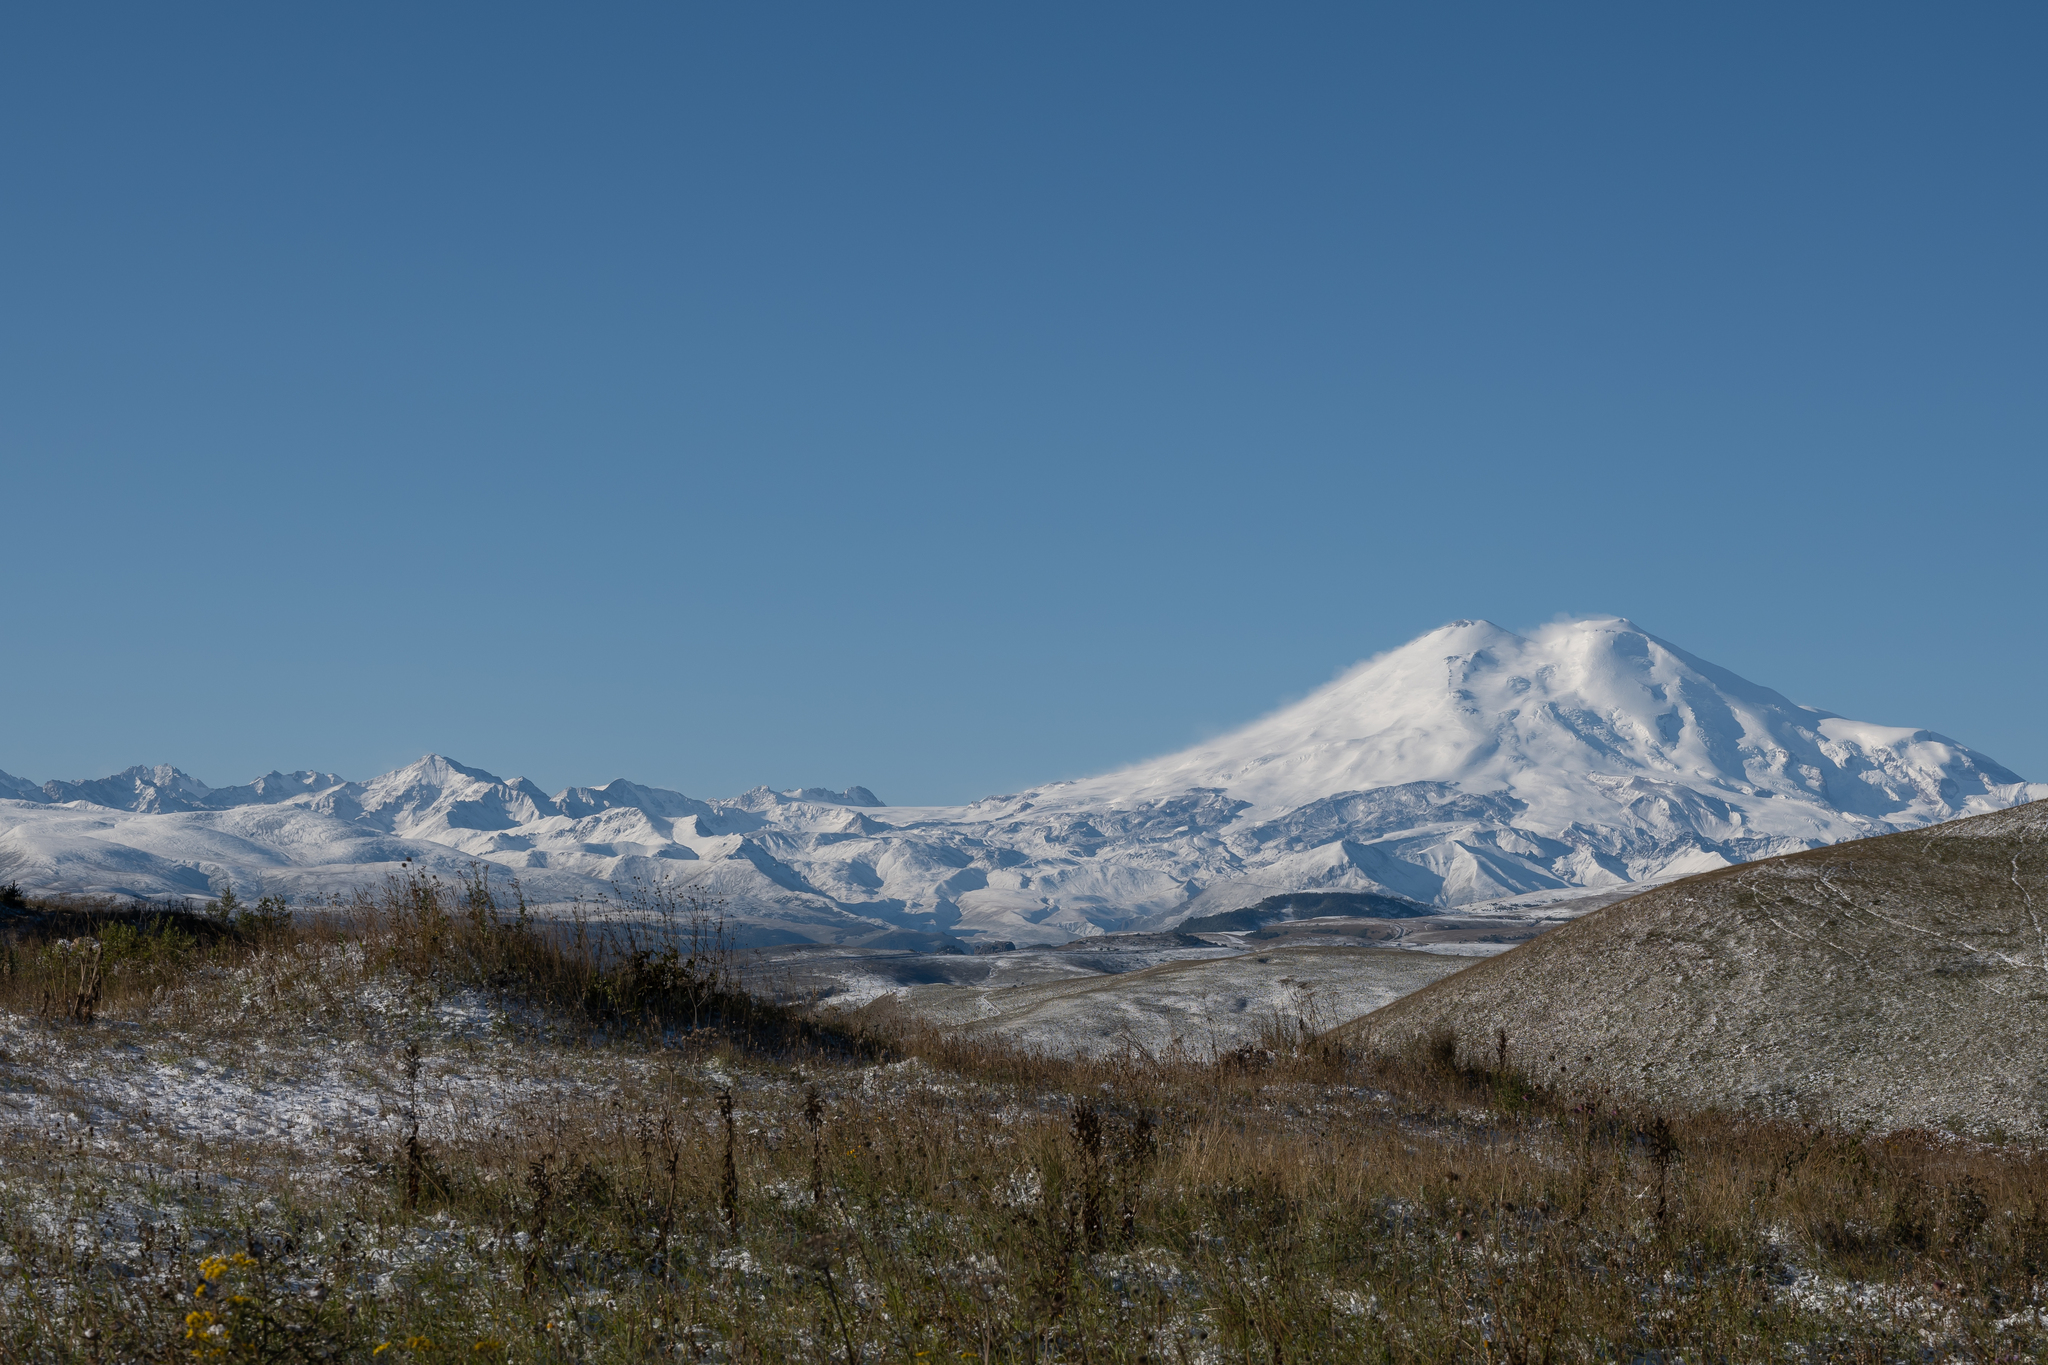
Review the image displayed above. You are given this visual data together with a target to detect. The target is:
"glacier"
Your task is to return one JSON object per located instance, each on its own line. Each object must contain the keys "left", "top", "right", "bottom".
{"left": 1, "top": 617, "right": 2039, "bottom": 945}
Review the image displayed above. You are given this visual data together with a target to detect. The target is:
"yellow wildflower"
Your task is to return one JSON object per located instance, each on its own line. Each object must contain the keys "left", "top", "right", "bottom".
{"left": 373, "top": 1345, "right": 392, "bottom": 1356}
{"left": 184, "top": 1308, "right": 233, "bottom": 1357}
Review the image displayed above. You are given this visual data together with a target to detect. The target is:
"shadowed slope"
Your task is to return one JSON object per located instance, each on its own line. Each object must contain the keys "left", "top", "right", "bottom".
{"left": 1344, "top": 800, "right": 2048, "bottom": 1136}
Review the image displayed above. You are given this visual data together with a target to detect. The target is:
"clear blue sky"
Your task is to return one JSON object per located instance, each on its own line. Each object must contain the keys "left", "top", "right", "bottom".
{"left": 3, "top": 4, "right": 2043, "bottom": 802}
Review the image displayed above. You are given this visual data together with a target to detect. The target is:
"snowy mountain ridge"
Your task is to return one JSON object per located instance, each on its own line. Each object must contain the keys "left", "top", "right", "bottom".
{"left": 1, "top": 618, "right": 2039, "bottom": 945}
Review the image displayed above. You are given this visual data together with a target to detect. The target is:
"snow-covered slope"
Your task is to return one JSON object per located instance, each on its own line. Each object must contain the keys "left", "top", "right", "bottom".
{"left": 1, "top": 618, "right": 2039, "bottom": 944}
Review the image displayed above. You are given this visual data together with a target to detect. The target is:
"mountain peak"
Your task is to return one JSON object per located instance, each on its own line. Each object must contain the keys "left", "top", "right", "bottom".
{"left": 785, "top": 786, "right": 884, "bottom": 808}
{"left": 1418, "top": 618, "right": 1522, "bottom": 647}
{"left": 0, "top": 767, "right": 45, "bottom": 802}
{"left": 41, "top": 764, "right": 216, "bottom": 813}
{"left": 1065, "top": 615, "right": 2039, "bottom": 833}
{"left": 391, "top": 754, "right": 499, "bottom": 783}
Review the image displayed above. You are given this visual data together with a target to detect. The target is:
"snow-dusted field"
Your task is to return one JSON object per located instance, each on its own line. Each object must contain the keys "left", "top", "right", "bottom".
{"left": 5, "top": 920, "right": 2045, "bottom": 1361}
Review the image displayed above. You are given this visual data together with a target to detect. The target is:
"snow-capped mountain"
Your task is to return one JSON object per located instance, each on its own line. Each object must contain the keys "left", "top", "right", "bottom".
{"left": 1, "top": 618, "right": 2039, "bottom": 945}
{"left": 13, "top": 765, "right": 352, "bottom": 813}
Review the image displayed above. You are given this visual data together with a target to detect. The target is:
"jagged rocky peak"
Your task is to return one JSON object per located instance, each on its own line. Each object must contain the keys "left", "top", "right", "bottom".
{"left": 40, "top": 765, "right": 217, "bottom": 813}
{"left": 785, "top": 786, "right": 883, "bottom": 807}
{"left": 0, "top": 768, "right": 48, "bottom": 802}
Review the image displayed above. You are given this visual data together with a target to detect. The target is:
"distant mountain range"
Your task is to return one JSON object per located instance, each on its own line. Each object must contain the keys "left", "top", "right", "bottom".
{"left": 2, "top": 618, "right": 2039, "bottom": 945}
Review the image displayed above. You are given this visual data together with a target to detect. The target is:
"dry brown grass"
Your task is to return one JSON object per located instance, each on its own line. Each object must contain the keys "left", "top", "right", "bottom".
{"left": 2, "top": 874, "right": 2046, "bottom": 1362}
{"left": 0, "top": 867, "right": 816, "bottom": 1046}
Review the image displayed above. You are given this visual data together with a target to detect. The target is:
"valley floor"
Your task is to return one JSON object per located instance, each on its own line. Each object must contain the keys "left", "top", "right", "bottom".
{"left": 764, "top": 914, "right": 1560, "bottom": 1057}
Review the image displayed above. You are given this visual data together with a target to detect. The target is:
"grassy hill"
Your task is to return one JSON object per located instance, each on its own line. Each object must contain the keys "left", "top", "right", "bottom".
{"left": 1346, "top": 800, "right": 2048, "bottom": 1136}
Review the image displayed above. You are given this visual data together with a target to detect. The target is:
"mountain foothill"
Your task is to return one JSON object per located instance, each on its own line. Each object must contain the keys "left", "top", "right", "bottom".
{"left": 1352, "top": 798, "right": 2048, "bottom": 1135}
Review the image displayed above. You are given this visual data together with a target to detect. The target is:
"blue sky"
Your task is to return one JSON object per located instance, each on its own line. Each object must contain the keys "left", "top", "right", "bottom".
{"left": 3, "top": 4, "right": 2043, "bottom": 802}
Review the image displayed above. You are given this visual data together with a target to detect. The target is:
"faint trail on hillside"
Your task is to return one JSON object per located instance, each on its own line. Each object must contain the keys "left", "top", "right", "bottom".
{"left": 2011, "top": 839, "right": 2045, "bottom": 973}
{"left": 1759, "top": 881, "right": 1943, "bottom": 1005}
{"left": 1765, "top": 876, "right": 1952, "bottom": 1005}
{"left": 1755, "top": 910, "right": 1944, "bottom": 1007}
{"left": 1745, "top": 893, "right": 2033, "bottom": 1080}
{"left": 1814, "top": 868, "right": 2026, "bottom": 985}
